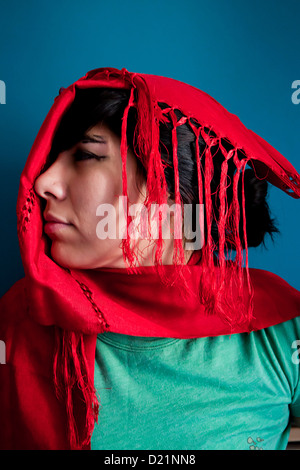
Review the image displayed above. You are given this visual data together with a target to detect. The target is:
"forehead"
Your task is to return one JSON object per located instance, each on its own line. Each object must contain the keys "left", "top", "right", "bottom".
{"left": 84, "top": 122, "right": 120, "bottom": 147}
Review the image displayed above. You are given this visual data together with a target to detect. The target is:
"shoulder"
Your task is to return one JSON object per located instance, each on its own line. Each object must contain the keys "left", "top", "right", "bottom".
{"left": 0, "top": 278, "right": 56, "bottom": 375}
{"left": 0, "top": 278, "right": 27, "bottom": 337}
{"left": 249, "top": 267, "right": 299, "bottom": 294}
{"left": 248, "top": 268, "right": 300, "bottom": 330}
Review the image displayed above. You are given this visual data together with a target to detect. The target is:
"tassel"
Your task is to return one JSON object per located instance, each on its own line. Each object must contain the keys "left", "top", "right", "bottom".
{"left": 151, "top": 103, "right": 169, "bottom": 272}
{"left": 240, "top": 158, "right": 254, "bottom": 323}
{"left": 223, "top": 150, "right": 254, "bottom": 326}
{"left": 232, "top": 151, "right": 246, "bottom": 293}
{"left": 188, "top": 119, "right": 206, "bottom": 268}
{"left": 197, "top": 130, "right": 219, "bottom": 315}
{"left": 131, "top": 76, "right": 171, "bottom": 284}
{"left": 201, "top": 131, "right": 218, "bottom": 271}
{"left": 217, "top": 148, "right": 235, "bottom": 287}
{"left": 53, "top": 328, "right": 100, "bottom": 450}
{"left": 120, "top": 86, "right": 139, "bottom": 271}
{"left": 188, "top": 120, "right": 204, "bottom": 207}
{"left": 169, "top": 110, "right": 187, "bottom": 266}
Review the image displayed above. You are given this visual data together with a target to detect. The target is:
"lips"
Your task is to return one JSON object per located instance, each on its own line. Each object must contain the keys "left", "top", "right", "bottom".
{"left": 43, "top": 212, "right": 73, "bottom": 236}
{"left": 44, "top": 212, "right": 71, "bottom": 224}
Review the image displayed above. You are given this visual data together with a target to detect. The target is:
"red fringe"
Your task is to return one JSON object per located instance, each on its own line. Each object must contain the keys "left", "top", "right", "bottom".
{"left": 197, "top": 132, "right": 218, "bottom": 313}
{"left": 217, "top": 148, "right": 233, "bottom": 283}
{"left": 187, "top": 128, "right": 254, "bottom": 327}
{"left": 53, "top": 329, "right": 99, "bottom": 450}
{"left": 169, "top": 110, "right": 187, "bottom": 268}
{"left": 131, "top": 78, "right": 177, "bottom": 285}
{"left": 120, "top": 86, "right": 139, "bottom": 270}
{"left": 188, "top": 121, "right": 204, "bottom": 206}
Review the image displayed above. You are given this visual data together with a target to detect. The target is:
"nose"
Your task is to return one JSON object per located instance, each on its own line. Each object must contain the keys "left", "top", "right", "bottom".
{"left": 34, "top": 154, "right": 68, "bottom": 201}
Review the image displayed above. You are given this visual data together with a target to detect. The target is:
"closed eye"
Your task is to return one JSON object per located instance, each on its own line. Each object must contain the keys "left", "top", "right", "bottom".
{"left": 73, "top": 149, "right": 106, "bottom": 162}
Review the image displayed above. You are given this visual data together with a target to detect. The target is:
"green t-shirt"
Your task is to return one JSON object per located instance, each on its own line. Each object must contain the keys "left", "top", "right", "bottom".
{"left": 91, "top": 318, "right": 300, "bottom": 450}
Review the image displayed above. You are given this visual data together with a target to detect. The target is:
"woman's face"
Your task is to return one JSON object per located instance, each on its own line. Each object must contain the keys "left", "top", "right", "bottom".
{"left": 34, "top": 123, "right": 148, "bottom": 269}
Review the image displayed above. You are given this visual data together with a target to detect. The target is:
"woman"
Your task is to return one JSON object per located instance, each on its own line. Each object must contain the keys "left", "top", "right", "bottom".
{"left": 0, "top": 67, "right": 300, "bottom": 450}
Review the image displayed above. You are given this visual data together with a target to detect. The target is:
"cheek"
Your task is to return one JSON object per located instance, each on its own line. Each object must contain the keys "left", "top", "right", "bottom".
{"left": 121, "top": 161, "right": 147, "bottom": 212}
{"left": 72, "top": 170, "right": 123, "bottom": 238}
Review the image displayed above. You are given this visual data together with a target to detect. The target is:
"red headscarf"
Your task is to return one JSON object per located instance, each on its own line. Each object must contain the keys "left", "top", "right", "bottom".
{"left": 2, "top": 67, "right": 300, "bottom": 449}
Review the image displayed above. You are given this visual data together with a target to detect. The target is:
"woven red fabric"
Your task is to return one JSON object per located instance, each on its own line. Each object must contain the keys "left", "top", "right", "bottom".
{"left": 1, "top": 67, "right": 299, "bottom": 449}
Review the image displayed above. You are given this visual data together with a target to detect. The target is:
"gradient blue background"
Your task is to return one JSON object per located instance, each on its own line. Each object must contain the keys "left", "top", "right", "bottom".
{"left": 0, "top": 0, "right": 299, "bottom": 298}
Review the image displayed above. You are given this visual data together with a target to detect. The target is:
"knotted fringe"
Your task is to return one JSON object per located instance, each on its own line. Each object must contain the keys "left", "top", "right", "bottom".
{"left": 188, "top": 121, "right": 204, "bottom": 207}
{"left": 195, "top": 131, "right": 219, "bottom": 315}
{"left": 118, "top": 75, "right": 254, "bottom": 313}
{"left": 168, "top": 110, "right": 190, "bottom": 291}
{"left": 169, "top": 111, "right": 188, "bottom": 264}
{"left": 53, "top": 328, "right": 100, "bottom": 450}
{"left": 120, "top": 86, "right": 139, "bottom": 270}
{"left": 122, "top": 76, "right": 187, "bottom": 288}
{"left": 200, "top": 136, "right": 253, "bottom": 327}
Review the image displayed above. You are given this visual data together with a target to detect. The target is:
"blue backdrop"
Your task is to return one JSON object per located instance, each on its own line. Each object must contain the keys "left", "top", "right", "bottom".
{"left": 0, "top": 0, "right": 299, "bottom": 297}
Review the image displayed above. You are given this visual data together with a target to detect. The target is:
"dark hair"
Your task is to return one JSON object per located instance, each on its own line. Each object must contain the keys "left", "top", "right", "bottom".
{"left": 46, "top": 87, "right": 279, "bottom": 252}
{"left": 46, "top": 88, "right": 146, "bottom": 192}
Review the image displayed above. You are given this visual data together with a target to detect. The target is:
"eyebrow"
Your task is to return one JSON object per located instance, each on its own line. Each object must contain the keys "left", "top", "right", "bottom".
{"left": 80, "top": 134, "right": 107, "bottom": 144}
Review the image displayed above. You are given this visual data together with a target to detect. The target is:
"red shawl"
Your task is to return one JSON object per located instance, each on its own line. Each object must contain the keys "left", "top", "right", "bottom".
{"left": 0, "top": 67, "right": 300, "bottom": 450}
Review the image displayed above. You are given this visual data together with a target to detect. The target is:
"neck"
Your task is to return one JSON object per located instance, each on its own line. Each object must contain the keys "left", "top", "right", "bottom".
{"left": 95, "top": 236, "right": 194, "bottom": 269}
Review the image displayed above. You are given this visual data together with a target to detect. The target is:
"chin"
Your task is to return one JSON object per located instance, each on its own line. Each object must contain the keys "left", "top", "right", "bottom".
{"left": 49, "top": 240, "right": 123, "bottom": 270}
{"left": 49, "top": 245, "right": 82, "bottom": 270}
{"left": 50, "top": 248, "right": 103, "bottom": 271}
